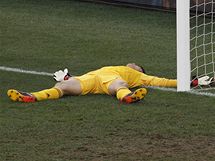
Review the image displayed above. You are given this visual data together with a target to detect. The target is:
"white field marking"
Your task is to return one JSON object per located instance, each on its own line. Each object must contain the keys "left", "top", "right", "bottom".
{"left": 195, "top": 87, "right": 215, "bottom": 91}
{"left": 147, "top": 86, "right": 215, "bottom": 97}
{"left": 0, "top": 66, "right": 53, "bottom": 76}
{"left": 1, "top": 66, "right": 215, "bottom": 97}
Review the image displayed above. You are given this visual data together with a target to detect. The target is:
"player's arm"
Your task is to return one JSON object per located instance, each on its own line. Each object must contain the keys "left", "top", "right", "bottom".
{"left": 146, "top": 75, "right": 214, "bottom": 88}
{"left": 142, "top": 72, "right": 215, "bottom": 88}
{"left": 145, "top": 76, "right": 177, "bottom": 87}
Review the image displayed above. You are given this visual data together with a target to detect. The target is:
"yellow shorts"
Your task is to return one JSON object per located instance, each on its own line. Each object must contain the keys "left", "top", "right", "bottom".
{"left": 74, "top": 72, "right": 122, "bottom": 95}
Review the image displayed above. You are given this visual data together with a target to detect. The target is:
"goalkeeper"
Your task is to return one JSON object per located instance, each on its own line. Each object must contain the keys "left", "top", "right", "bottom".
{"left": 7, "top": 63, "right": 178, "bottom": 104}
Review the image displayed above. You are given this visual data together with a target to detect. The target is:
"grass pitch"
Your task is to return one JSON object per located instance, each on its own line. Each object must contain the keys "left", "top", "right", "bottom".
{"left": 0, "top": 0, "right": 215, "bottom": 160}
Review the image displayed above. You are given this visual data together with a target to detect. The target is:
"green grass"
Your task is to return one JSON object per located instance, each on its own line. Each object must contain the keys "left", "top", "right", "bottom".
{"left": 0, "top": 0, "right": 215, "bottom": 160}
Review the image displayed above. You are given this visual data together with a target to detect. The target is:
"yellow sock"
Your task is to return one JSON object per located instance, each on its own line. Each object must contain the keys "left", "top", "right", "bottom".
{"left": 116, "top": 88, "right": 132, "bottom": 100}
{"left": 31, "top": 88, "right": 63, "bottom": 101}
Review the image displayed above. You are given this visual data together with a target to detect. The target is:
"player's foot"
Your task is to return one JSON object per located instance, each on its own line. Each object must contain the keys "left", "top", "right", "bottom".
{"left": 122, "top": 88, "right": 147, "bottom": 103}
{"left": 7, "top": 89, "right": 36, "bottom": 103}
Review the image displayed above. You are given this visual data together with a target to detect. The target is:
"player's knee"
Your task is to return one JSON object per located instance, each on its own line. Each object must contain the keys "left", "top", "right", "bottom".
{"left": 119, "top": 81, "right": 128, "bottom": 87}
{"left": 54, "top": 79, "right": 82, "bottom": 95}
{"left": 108, "top": 79, "right": 128, "bottom": 95}
{"left": 54, "top": 81, "right": 70, "bottom": 93}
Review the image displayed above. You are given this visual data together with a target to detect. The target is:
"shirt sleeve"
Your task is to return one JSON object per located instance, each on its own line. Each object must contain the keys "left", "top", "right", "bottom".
{"left": 141, "top": 74, "right": 177, "bottom": 87}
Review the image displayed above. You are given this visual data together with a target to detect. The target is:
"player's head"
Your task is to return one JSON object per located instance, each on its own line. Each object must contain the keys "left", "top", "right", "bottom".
{"left": 126, "top": 63, "right": 146, "bottom": 73}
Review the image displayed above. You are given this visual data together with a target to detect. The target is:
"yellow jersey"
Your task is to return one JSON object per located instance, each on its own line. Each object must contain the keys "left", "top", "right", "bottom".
{"left": 74, "top": 66, "right": 177, "bottom": 95}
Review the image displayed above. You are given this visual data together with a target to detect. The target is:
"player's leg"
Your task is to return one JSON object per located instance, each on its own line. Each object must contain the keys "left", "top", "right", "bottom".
{"left": 7, "top": 87, "right": 63, "bottom": 103}
{"left": 108, "top": 79, "right": 147, "bottom": 103}
{"left": 7, "top": 78, "right": 82, "bottom": 103}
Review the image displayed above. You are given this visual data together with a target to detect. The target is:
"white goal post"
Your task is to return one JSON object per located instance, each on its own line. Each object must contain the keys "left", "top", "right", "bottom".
{"left": 177, "top": 0, "right": 191, "bottom": 91}
{"left": 177, "top": 0, "right": 215, "bottom": 91}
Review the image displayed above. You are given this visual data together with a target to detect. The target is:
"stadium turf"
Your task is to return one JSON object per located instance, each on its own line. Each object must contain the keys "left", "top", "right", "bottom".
{"left": 0, "top": 0, "right": 215, "bottom": 160}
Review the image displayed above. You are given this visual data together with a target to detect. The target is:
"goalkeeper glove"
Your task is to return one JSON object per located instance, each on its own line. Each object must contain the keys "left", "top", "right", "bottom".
{"left": 53, "top": 68, "right": 71, "bottom": 82}
{"left": 191, "top": 76, "right": 214, "bottom": 87}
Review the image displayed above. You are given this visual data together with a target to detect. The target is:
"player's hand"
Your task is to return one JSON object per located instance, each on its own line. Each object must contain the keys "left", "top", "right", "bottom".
{"left": 53, "top": 68, "right": 71, "bottom": 81}
{"left": 191, "top": 76, "right": 214, "bottom": 87}
{"left": 198, "top": 76, "right": 213, "bottom": 86}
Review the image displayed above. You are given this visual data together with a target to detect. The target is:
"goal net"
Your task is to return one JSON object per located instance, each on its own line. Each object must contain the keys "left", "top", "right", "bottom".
{"left": 177, "top": 0, "right": 215, "bottom": 91}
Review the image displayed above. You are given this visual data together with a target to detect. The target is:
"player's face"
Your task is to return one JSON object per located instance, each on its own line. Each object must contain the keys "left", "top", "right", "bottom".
{"left": 126, "top": 63, "right": 143, "bottom": 72}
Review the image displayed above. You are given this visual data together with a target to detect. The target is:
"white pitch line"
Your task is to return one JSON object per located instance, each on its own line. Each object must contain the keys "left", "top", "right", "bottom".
{"left": 1, "top": 66, "right": 215, "bottom": 97}
{"left": 0, "top": 66, "right": 52, "bottom": 76}
{"left": 148, "top": 86, "right": 215, "bottom": 97}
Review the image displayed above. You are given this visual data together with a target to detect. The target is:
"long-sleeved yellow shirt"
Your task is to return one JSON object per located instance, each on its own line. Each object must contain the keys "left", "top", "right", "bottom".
{"left": 74, "top": 66, "right": 177, "bottom": 95}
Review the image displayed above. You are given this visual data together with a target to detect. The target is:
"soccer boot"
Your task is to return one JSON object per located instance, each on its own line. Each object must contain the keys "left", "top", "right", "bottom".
{"left": 122, "top": 88, "right": 147, "bottom": 104}
{"left": 7, "top": 89, "right": 36, "bottom": 103}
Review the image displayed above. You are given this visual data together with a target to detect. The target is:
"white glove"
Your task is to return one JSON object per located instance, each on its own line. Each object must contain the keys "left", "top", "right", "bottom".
{"left": 53, "top": 68, "right": 70, "bottom": 82}
{"left": 198, "top": 76, "right": 213, "bottom": 86}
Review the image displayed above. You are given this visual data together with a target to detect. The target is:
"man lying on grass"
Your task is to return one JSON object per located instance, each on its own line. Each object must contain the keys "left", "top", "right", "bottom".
{"left": 7, "top": 63, "right": 212, "bottom": 104}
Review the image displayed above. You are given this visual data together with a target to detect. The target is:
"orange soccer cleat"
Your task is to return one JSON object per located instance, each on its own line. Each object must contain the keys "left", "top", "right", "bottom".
{"left": 7, "top": 89, "right": 36, "bottom": 103}
{"left": 122, "top": 88, "right": 147, "bottom": 104}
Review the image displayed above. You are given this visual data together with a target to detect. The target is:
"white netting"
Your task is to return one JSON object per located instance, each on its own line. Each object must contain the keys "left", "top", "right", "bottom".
{"left": 190, "top": 0, "right": 215, "bottom": 89}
